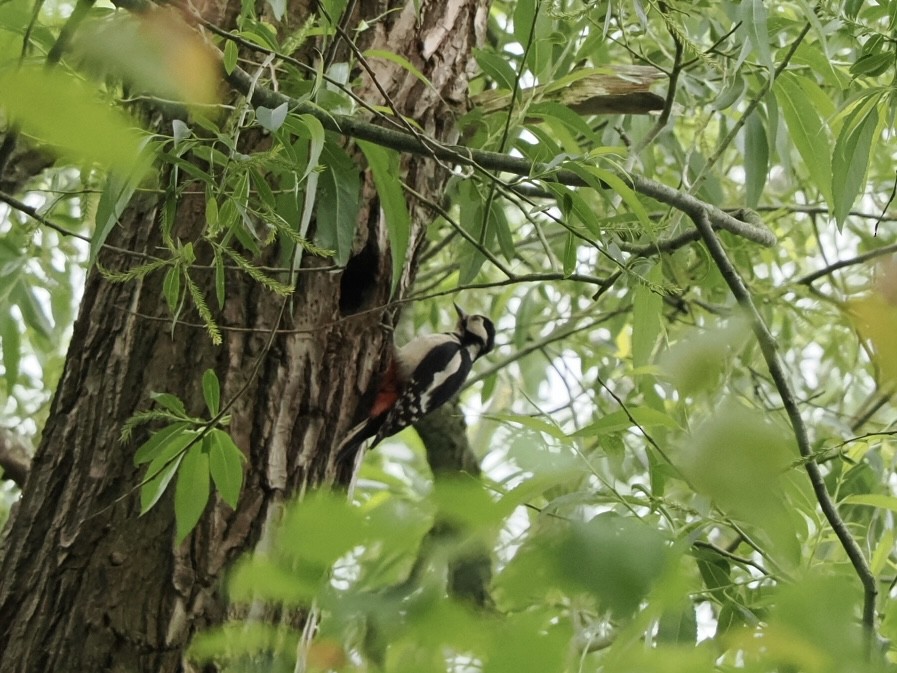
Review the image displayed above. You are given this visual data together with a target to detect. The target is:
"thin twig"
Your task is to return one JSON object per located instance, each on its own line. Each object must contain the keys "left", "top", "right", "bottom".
{"left": 874, "top": 171, "right": 897, "bottom": 236}
{"left": 464, "top": 307, "right": 630, "bottom": 390}
{"left": 627, "top": 27, "right": 682, "bottom": 162}
{"left": 795, "top": 242, "right": 897, "bottom": 286}
{"left": 0, "top": 191, "right": 91, "bottom": 241}
{"left": 754, "top": 204, "right": 897, "bottom": 222}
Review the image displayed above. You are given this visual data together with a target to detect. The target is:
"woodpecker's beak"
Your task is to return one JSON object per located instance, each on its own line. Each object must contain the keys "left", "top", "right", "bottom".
{"left": 453, "top": 302, "right": 467, "bottom": 321}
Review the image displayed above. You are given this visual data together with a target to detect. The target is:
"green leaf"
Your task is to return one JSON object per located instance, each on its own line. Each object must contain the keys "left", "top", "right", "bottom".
{"left": 432, "top": 478, "right": 513, "bottom": 530}
{"left": 744, "top": 113, "right": 768, "bottom": 208}
{"left": 317, "top": 0, "right": 348, "bottom": 27}
{"left": 774, "top": 73, "right": 833, "bottom": 206}
{"left": 292, "top": 114, "right": 326, "bottom": 246}
{"left": 140, "top": 451, "right": 184, "bottom": 514}
{"left": 832, "top": 98, "right": 879, "bottom": 228}
{"left": 150, "top": 391, "right": 187, "bottom": 416}
{"left": 850, "top": 52, "right": 893, "bottom": 77}
{"left": 237, "top": 22, "right": 279, "bottom": 51}
{"left": 0, "top": 66, "right": 146, "bottom": 173}
{"left": 205, "top": 192, "right": 219, "bottom": 231}
{"left": 208, "top": 429, "right": 243, "bottom": 508}
{"left": 740, "top": 0, "right": 773, "bottom": 75}
{"left": 278, "top": 492, "right": 367, "bottom": 566}
{"left": 214, "top": 253, "right": 225, "bottom": 308}
{"left": 631, "top": 264, "right": 663, "bottom": 368}
{"left": 571, "top": 406, "right": 681, "bottom": 437}
{"left": 871, "top": 527, "right": 895, "bottom": 576}
{"left": 256, "top": 103, "right": 289, "bottom": 132}
{"left": 358, "top": 141, "right": 410, "bottom": 294}
{"left": 223, "top": 39, "right": 238, "bottom": 75}
{"left": 492, "top": 202, "right": 515, "bottom": 261}
{"left": 91, "top": 170, "right": 141, "bottom": 267}
{"left": 484, "top": 613, "right": 568, "bottom": 673}
{"left": 189, "top": 623, "right": 301, "bottom": 663}
{"left": 163, "top": 266, "right": 180, "bottom": 314}
{"left": 249, "top": 167, "right": 277, "bottom": 212}
{"left": 562, "top": 230, "right": 576, "bottom": 275}
{"left": 566, "top": 515, "right": 670, "bottom": 616}
{"left": 659, "top": 317, "right": 749, "bottom": 395}
{"left": 364, "top": 49, "right": 432, "bottom": 88}
{"left": 679, "top": 401, "right": 801, "bottom": 568}
{"left": 712, "top": 75, "right": 746, "bottom": 111}
{"left": 489, "top": 412, "right": 568, "bottom": 440}
{"left": 548, "top": 184, "right": 603, "bottom": 236}
{"left": 175, "top": 440, "right": 211, "bottom": 543}
{"left": 527, "top": 101, "right": 602, "bottom": 148}
{"left": 1, "top": 310, "right": 20, "bottom": 389}
{"left": 13, "top": 281, "right": 53, "bottom": 341}
{"left": 455, "top": 179, "right": 505, "bottom": 284}
{"left": 228, "top": 555, "right": 320, "bottom": 604}
{"left": 133, "top": 422, "right": 192, "bottom": 465}
{"left": 496, "top": 515, "right": 669, "bottom": 616}
{"left": 656, "top": 604, "right": 698, "bottom": 645}
{"left": 841, "top": 493, "right": 897, "bottom": 513}
{"left": 202, "top": 368, "right": 220, "bottom": 416}
{"left": 513, "top": 0, "right": 536, "bottom": 48}
{"left": 473, "top": 48, "right": 518, "bottom": 90}
{"left": 282, "top": 113, "right": 325, "bottom": 185}
{"left": 317, "top": 140, "right": 361, "bottom": 265}
{"left": 562, "top": 162, "right": 652, "bottom": 230}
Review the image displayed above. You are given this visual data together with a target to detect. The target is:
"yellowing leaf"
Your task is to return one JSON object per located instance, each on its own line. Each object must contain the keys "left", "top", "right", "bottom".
{"left": 847, "top": 294, "right": 897, "bottom": 382}
{"left": 73, "top": 9, "right": 220, "bottom": 107}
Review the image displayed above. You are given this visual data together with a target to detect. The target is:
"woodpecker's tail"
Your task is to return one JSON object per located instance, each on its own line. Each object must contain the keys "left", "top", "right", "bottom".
{"left": 336, "top": 416, "right": 384, "bottom": 463}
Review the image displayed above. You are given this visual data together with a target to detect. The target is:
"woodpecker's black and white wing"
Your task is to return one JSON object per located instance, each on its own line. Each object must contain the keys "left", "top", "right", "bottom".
{"left": 374, "top": 334, "right": 472, "bottom": 444}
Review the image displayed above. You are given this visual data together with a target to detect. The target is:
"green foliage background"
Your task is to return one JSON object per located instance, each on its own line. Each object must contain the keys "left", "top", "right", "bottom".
{"left": 3, "top": 0, "right": 897, "bottom": 671}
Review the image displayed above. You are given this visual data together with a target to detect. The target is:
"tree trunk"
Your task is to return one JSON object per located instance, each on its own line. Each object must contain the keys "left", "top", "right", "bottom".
{"left": 0, "top": 1, "right": 486, "bottom": 670}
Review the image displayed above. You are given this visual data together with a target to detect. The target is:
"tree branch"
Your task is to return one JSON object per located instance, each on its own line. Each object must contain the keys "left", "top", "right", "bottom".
{"left": 689, "top": 208, "right": 878, "bottom": 640}
{"left": 224, "top": 67, "right": 776, "bottom": 248}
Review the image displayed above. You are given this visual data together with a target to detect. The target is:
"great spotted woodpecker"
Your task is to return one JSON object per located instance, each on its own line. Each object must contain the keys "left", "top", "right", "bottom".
{"left": 337, "top": 304, "right": 496, "bottom": 461}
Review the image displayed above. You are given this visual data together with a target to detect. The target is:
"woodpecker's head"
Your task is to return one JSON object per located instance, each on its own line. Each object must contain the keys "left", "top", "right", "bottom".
{"left": 454, "top": 303, "right": 496, "bottom": 360}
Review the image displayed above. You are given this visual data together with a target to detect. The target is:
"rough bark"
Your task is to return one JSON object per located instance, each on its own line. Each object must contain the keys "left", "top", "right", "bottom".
{"left": 0, "top": 0, "right": 486, "bottom": 670}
